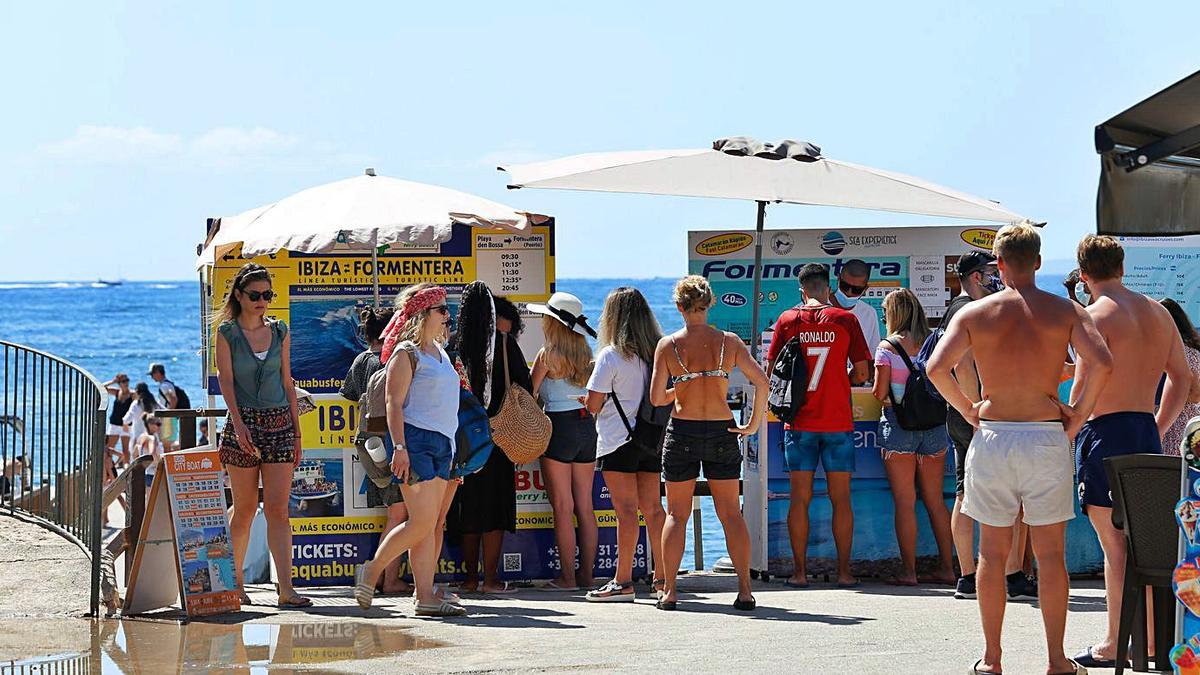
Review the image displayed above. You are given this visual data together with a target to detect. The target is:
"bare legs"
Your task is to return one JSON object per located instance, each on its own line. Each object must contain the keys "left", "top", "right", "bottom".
{"left": 378, "top": 502, "right": 412, "bottom": 594}
{"left": 884, "top": 454, "right": 920, "bottom": 585}
{"left": 599, "top": 470, "right": 663, "bottom": 589}
{"left": 787, "top": 471, "right": 814, "bottom": 585}
{"left": 915, "top": 454, "right": 955, "bottom": 582}
{"left": 1087, "top": 506, "right": 1127, "bottom": 661}
{"left": 226, "top": 463, "right": 303, "bottom": 602}
{"left": 361, "top": 477, "right": 448, "bottom": 605}
{"left": 953, "top": 494, "right": 977, "bottom": 576}
{"left": 636, "top": 471, "right": 665, "bottom": 584}
{"left": 826, "top": 472, "right": 856, "bottom": 585}
{"left": 975, "top": 521, "right": 1073, "bottom": 675}
{"left": 541, "top": 457, "right": 598, "bottom": 587}
{"left": 710, "top": 478, "right": 753, "bottom": 602}
{"left": 976, "top": 523, "right": 1011, "bottom": 674}
{"left": 461, "top": 531, "right": 506, "bottom": 592}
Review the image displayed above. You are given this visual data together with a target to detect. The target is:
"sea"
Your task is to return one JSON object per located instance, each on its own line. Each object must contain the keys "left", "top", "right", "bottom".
{"left": 0, "top": 276, "right": 1071, "bottom": 570}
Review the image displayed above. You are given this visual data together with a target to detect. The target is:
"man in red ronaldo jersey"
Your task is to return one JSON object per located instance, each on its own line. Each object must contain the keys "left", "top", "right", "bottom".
{"left": 767, "top": 263, "right": 870, "bottom": 588}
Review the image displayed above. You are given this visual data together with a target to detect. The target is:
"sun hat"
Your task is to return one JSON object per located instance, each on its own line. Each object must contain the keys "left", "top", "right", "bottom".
{"left": 956, "top": 250, "right": 996, "bottom": 278}
{"left": 526, "top": 292, "right": 596, "bottom": 338}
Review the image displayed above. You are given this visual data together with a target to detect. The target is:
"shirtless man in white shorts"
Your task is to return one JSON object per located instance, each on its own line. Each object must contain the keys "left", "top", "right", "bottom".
{"left": 928, "top": 223, "right": 1112, "bottom": 675}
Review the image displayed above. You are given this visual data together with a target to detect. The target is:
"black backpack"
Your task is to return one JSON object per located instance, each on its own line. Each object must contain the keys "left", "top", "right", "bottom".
{"left": 163, "top": 379, "right": 191, "bottom": 409}
{"left": 884, "top": 337, "right": 947, "bottom": 431}
{"left": 767, "top": 307, "right": 812, "bottom": 421}
{"left": 609, "top": 360, "right": 672, "bottom": 460}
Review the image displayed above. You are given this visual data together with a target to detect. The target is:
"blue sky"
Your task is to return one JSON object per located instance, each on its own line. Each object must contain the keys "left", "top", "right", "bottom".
{"left": 1, "top": 2, "right": 1196, "bottom": 281}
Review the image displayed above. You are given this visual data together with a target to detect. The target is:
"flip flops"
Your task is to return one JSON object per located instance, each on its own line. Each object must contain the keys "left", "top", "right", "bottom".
{"left": 415, "top": 599, "right": 467, "bottom": 617}
{"left": 1050, "top": 658, "right": 1088, "bottom": 675}
{"left": 354, "top": 564, "right": 376, "bottom": 609}
{"left": 1072, "top": 646, "right": 1117, "bottom": 669}
{"left": 733, "top": 596, "right": 756, "bottom": 611}
{"left": 482, "top": 581, "right": 519, "bottom": 595}
{"left": 277, "top": 592, "right": 313, "bottom": 609}
{"left": 968, "top": 659, "right": 999, "bottom": 674}
{"left": 537, "top": 580, "right": 580, "bottom": 592}
{"left": 783, "top": 580, "right": 810, "bottom": 589}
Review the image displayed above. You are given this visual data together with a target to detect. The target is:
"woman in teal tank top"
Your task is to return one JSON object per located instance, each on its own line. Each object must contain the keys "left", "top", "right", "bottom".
{"left": 214, "top": 263, "right": 310, "bottom": 609}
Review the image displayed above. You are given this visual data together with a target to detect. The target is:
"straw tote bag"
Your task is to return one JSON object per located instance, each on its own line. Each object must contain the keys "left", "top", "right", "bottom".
{"left": 489, "top": 333, "right": 552, "bottom": 464}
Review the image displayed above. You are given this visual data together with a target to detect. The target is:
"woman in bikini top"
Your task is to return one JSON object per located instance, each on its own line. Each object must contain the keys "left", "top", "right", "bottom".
{"left": 648, "top": 275, "right": 768, "bottom": 613}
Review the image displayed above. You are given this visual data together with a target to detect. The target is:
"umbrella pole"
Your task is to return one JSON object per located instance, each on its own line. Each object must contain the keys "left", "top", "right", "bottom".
{"left": 749, "top": 200, "right": 767, "bottom": 361}
{"left": 372, "top": 245, "right": 380, "bottom": 308}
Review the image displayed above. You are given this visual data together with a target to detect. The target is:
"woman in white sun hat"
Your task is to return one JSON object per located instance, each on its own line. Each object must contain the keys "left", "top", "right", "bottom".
{"left": 527, "top": 292, "right": 599, "bottom": 592}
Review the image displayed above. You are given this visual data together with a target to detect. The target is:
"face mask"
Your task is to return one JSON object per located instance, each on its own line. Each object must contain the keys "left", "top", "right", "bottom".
{"left": 1075, "top": 282, "right": 1090, "bottom": 304}
{"left": 982, "top": 273, "right": 1004, "bottom": 293}
{"left": 833, "top": 289, "right": 859, "bottom": 309}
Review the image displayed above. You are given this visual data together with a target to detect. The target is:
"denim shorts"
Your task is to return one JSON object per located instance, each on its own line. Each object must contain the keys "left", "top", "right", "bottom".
{"left": 878, "top": 408, "right": 948, "bottom": 459}
{"left": 386, "top": 423, "right": 452, "bottom": 484}
{"left": 783, "top": 430, "right": 856, "bottom": 473}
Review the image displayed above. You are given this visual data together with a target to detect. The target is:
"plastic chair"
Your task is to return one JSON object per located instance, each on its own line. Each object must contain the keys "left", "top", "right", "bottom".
{"left": 1104, "top": 453, "right": 1183, "bottom": 674}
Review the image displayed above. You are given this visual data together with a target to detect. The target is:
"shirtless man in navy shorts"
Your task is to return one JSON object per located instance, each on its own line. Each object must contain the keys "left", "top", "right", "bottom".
{"left": 1071, "top": 234, "right": 1191, "bottom": 669}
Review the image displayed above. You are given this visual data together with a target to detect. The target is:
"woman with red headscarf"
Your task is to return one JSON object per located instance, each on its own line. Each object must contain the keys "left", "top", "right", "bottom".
{"left": 354, "top": 283, "right": 465, "bottom": 617}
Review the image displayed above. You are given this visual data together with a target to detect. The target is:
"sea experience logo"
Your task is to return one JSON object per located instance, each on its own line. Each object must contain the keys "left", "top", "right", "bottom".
{"left": 960, "top": 228, "right": 997, "bottom": 250}
{"left": 820, "top": 231, "right": 847, "bottom": 255}
{"left": 695, "top": 233, "right": 753, "bottom": 256}
{"left": 770, "top": 232, "right": 794, "bottom": 255}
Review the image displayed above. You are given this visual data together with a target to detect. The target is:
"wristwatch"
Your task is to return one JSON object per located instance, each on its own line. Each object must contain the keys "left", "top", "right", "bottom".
{"left": 391, "top": 440, "right": 407, "bottom": 453}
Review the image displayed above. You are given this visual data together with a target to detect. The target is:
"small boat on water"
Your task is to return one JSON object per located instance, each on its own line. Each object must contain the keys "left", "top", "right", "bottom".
{"left": 92, "top": 279, "right": 123, "bottom": 288}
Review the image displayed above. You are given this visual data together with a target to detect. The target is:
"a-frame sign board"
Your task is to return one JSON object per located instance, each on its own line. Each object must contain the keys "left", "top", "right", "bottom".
{"left": 123, "top": 449, "right": 241, "bottom": 617}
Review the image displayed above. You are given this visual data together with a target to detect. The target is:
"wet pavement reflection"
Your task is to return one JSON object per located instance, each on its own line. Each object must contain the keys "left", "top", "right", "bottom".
{"left": 2, "top": 620, "right": 446, "bottom": 674}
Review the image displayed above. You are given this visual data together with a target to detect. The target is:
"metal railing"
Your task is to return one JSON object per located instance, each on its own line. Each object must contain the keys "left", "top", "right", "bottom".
{"left": 1, "top": 341, "right": 106, "bottom": 616}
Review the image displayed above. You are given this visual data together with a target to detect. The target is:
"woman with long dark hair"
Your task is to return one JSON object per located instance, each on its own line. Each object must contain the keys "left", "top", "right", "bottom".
{"left": 448, "top": 283, "right": 529, "bottom": 594}
{"left": 650, "top": 276, "right": 765, "bottom": 611}
{"left": 1160, "top": 297, "right": 1200, "bottom": 455}
{"left": 355, "top": 283, "right": 464, "bottom": 616}
{"left": 584, "top": 287, "right": 667, "bottom": 602}
{"left": 123, "top": 382, "right": 158, "bottom": 449}
{"left": 213, "top": 263, "right": 310, "bottom": 608}
{"left": 872, "top": 288, "right": 954, "bottom": 586}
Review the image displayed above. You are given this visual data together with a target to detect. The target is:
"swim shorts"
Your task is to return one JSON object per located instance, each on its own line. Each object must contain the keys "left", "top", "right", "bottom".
{"left": 961, "top": 420, "right": 1074, "bottom": 527}
{"left": 1076, "top": 411, "right": 1161, "bottom": 509}
{"left": 783, "top": 430, "right": 856, "bottom": 473}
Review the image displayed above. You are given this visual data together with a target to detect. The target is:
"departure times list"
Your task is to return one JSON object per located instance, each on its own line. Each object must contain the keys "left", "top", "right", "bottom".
{"left": 474, "top": 231, "right": 549, "bottom": 300}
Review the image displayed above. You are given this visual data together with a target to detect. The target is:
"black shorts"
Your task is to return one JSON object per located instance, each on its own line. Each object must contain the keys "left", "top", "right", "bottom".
{"left": 543, "top": 409, "right": 598, "bottom": 464}
{"left": 661, "top": 418, "right": 742, "bottom": 483}
{"left": 597, "top": 440, "right": 661, "bottom": 474}
{"left": 947, "top": 409, "right": 974, "bottom": 495}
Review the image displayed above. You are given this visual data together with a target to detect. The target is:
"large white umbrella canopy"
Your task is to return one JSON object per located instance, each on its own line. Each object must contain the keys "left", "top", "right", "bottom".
{"left": 502, "top": 146, "right": 1028, "bottom": 223}
{"left": 197, "top": 170, "right": 545, "bottom": 268}
{"left": 500, "top": 138, "right": 1035, "bottom": 355}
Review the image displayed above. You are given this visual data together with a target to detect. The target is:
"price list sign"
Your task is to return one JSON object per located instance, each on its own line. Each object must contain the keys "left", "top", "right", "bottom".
{"left": 164, "top": 449, "right": 241, "bottom": 616}
{"left": 474, "top": 230, "right": 550, "bottom": 300}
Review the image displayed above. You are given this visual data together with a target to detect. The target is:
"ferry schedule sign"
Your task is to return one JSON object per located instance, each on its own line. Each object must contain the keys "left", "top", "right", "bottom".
{"left": 164, "top": 449, "right": 240, "bottom": 616}
{"left": 124, "top": 448, "right": 241, "bottom": 616}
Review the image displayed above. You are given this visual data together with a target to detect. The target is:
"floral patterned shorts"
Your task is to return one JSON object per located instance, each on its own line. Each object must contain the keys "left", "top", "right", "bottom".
{"left": 219, "top": 405, "right": 296, "bottom": 468}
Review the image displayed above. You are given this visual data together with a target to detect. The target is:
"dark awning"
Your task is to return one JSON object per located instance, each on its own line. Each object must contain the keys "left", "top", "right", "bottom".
{"left": 1095, "top": 70, "right": 1200, "bottom": 236}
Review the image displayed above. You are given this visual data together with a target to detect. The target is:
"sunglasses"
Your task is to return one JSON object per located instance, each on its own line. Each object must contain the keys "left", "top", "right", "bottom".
{"left": 839, "top": 279, "right": 868, "bottom": 296}
{"left": 241, "top": 289, "right": 275, "bottom": 302}
{"left": 117, "top": 378, "right": 129, "bottom": 383}
{"left": 431, "top": 305, "right": 450, "bottom": 315}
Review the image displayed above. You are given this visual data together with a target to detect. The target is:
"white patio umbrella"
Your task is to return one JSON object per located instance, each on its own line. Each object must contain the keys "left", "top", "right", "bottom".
{"left": 501, "top": 137, "right": 1034, "bottom": 355}
{"left": 197, "top": 169, "right": 549, "bottom": 305}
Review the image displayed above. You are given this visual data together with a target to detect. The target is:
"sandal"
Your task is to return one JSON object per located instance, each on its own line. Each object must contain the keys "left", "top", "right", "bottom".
{"left": 415, "top": 599, "right": 467, "bottom": 617}
{"left": 434, "top": 585, "right": 462, "bottom": 604}
{"left": 277, "top": 592, "right": 313, "bottom": 609}
{"left": 482, "top": 581, "right": 518, "bottom": 595}
{"left": 538, "top": 580, "right": 580, "bottom": 592}
{"left": 968, "top": 659, "right": 1001, "bottom": 674}
{"left": 733, "top": 596, "right": 756, "bottom": 611}
{"left": 655, "top": 599, "right": 677, "bottom": 611}
{"left": 585, "top": 579, "right": 635, "bottom": 603}
{"left": 652, "top": 578, "right": 665, "bottom": 599}
{"left": 354, "top": 565, "right": 375, "bottom": 610}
